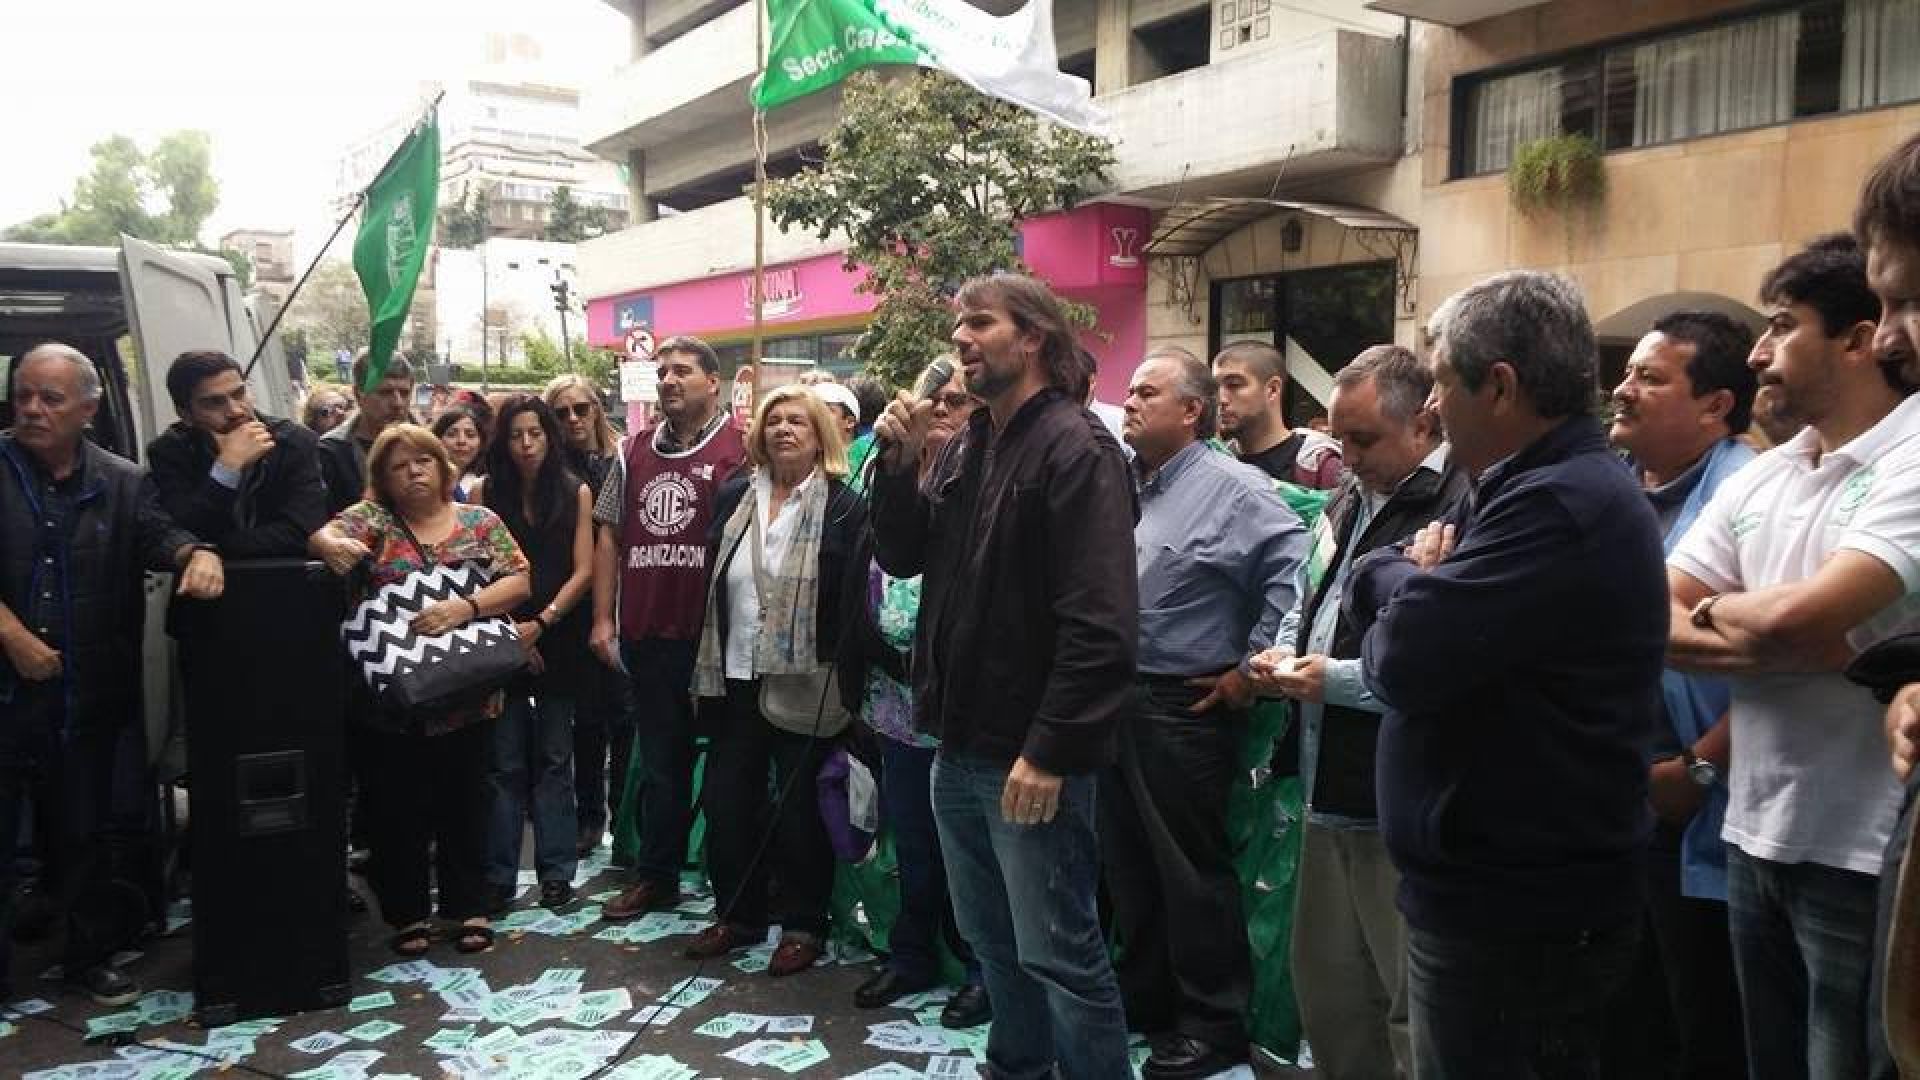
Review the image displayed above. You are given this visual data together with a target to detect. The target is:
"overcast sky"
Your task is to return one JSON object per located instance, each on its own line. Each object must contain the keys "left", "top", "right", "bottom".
{"left": 1, "top": 0, "right": 629, "bottom": 260}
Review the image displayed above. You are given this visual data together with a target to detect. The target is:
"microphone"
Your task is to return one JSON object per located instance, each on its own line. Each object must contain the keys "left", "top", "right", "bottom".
{"left": 874, "top": 357, "right": 957, "bottom": 450}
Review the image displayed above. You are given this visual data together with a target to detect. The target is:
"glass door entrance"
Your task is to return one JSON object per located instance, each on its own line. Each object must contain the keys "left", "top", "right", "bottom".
{"left": 1210, "top": 261, "right": 1397, "bottom": 428}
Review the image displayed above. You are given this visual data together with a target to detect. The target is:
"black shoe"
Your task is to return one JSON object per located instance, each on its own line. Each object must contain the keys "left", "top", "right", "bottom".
{"left": 70, "top": 965, "right": 141, "bottom": 1007}
{"left": 540, "top": 880, "right": 575, "bottom": 910}
{"left": 853, "top": 968, "right": 936, "bottom": 1010}
{"left": 939, "top": 982, "right": 992, "bottom": 1029}
{"left": 1142, "top": 1036, "right": 1244, "bottom": 1080}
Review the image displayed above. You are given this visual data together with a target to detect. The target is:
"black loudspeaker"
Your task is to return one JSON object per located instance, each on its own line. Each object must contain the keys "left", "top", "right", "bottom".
{"left": 182, "top": 559, "right": 351, "bottom": 1025}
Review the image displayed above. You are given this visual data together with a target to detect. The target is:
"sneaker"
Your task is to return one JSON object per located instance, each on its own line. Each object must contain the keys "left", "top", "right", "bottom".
{"left": 71, "top": 965, "right": 141, "bottom": 1007}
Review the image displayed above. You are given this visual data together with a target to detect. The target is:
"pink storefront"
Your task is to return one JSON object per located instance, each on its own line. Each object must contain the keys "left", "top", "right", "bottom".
{"left": 586, "top": 202, "right": 1149, "bottom": 404}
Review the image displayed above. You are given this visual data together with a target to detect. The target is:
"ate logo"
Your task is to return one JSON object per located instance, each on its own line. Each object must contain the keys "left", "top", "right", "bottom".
{"left": 637, "top": 472, "right": 700, "bottom": 537}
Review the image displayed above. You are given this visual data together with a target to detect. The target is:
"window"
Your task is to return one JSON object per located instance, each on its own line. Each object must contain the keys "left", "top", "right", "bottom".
{"left": 1131, "top": 9, "right": 1211, "bottom": 85}
{"left": 1208, "top": 262, "right": 1396, "bottom": 427}
{"left": 1455, "top": 0, "right": 1920, "bottom": 177}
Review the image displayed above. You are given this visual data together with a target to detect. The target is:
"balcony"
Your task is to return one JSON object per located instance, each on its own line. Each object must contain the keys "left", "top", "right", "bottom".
{"left": 581, "top": 1, "right": 757, "bottom": 159}
{"left": 1101, "top": 28, "right": 1405, "bottom": 200}
{"left": 577, "top": 195, "right": 843, "bottom": 300}
{"left": 1361, "top": 0, "right": 1546, "bottom": 26}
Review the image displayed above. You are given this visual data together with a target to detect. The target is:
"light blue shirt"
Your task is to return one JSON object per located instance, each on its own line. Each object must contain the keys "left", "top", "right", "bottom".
{"left": 1134, "top": 441, "right": 1306, "bottom": 676}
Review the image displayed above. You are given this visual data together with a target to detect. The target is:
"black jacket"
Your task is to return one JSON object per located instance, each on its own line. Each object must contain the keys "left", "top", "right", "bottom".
{"left": 1297, "top": 458, "right": 1469, "bottom": 820}
{"left": 0, "top": 434, "right": 197, "bottom": 730}
{"left": 315, "top": 417, "right": 372, "bottom": 516}
{"left": 703, "top": 472, "right": 866, "bottom": 681}
{"left": 870, "top": 389, "right": 1139, "bottom": 775}
{"left": 145, "top": 415, "right": 326, "bottom": 559}
{"left": 1351, "top": 416, "right": 1666, "bottom": 938}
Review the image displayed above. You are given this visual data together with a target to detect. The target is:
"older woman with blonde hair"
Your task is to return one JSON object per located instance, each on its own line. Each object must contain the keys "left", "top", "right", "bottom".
{"left": 543, "top": 374, "right": 631, "bottom": 854}
{"left": 684, "top": 384, "right": 866, "bottom": 975}
{"left": 310, "top": 423, "right": 530, "bottom": 958}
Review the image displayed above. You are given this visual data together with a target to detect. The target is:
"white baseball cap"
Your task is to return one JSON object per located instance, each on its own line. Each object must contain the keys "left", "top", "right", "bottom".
{"left": 811, "top": 381, "right": 861, "bottom": 420}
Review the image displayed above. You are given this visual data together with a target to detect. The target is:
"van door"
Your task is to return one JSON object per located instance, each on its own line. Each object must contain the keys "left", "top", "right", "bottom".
{"left": 118, "top": 235, "right": 244, "bottom": 446}
{"left": 118, "top": 235, "right": 246, "bottom": 773}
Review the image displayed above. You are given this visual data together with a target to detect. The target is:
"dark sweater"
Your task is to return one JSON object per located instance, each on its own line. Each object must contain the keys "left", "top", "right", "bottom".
{"left": 1349, "top": 416, "right": 1667, "bottom": 938}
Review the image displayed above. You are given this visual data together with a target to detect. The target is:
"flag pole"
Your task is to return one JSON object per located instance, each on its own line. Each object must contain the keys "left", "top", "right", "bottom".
{"left": 241, "top": 89, "right": 446, "bottom": 383}
{"left": 751, "top": 0, "right": 768, "bottom": 374}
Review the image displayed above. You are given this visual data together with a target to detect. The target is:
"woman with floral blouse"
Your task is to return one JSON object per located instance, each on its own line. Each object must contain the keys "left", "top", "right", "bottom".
{"left": 310, "top": 423, "right": 530, "bottom": 957}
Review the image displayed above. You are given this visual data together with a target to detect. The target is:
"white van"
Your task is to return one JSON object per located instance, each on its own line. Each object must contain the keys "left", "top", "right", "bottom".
{"left": 0, "top": 235, "right": 301, "bottom": 770}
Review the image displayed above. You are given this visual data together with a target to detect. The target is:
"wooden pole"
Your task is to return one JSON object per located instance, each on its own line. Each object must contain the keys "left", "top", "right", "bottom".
{"left": 751, "top": 0, "right": 768, "bottom": 373}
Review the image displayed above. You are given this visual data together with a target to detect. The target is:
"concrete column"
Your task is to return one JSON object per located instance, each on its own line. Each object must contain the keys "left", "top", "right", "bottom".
{"left": 626, "top": 148, "right": 657, "bottom": 223}
{"left": 630, "top": 4, "right": 654, "bottom": 60}
{"left": 1094, "top": 0, "right": 1132, "bottom": 95}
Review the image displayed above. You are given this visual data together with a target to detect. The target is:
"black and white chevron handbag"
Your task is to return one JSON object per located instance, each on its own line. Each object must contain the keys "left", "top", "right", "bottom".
{"left": 340, "top": 560, "right": 526, "bottom": 717}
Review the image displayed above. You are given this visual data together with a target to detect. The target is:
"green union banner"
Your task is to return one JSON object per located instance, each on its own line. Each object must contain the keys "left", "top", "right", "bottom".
{"left": 752, "top": 0, "right": 1103, "bottom": 132}
{"left": 352, "top": 113, "right": 440, "bottom": 392}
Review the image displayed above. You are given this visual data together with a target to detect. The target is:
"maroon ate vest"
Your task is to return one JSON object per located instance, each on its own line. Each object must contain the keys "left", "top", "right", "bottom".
{"left": 617, "top": 417, "right": 746, "bottom": 642}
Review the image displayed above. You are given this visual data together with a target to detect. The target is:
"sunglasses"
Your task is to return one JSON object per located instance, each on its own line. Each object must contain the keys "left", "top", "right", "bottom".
{"left": 316, "top": 402, "right": 348, "bottom": 417}
{"left": 558, "top": 402, "right": 596, "bottom": 419}
{"left": 934, "top": 392, "right": 973, "bottom": 410}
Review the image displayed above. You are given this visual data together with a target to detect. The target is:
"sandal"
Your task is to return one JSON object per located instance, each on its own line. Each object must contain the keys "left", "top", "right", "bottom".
{"left": 388, "top": 923, "right": 432, "bottom": 958}
{"left": 453, "top": 921, "right": 495, "bottom": 955}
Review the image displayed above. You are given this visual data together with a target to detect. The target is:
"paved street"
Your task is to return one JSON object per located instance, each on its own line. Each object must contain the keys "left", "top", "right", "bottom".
{"left": 0, "top": 846, "right": 1308, "bottom": 1079}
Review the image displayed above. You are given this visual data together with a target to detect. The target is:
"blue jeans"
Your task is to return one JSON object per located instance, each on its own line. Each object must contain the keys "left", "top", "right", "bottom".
{"left": 880, "top": 739, "right": 977, "bottom": 985}
{"left": 486, "top": 691, "right": 579, "bottom": 886}
{"left": 1726, "top": 846, "right": 1889, "bottom": 1080}
{"left": 1407, "top": 919, "right": 1639, "bottom": 1080}
{"left": 931, "top": 751, "right": 1128, "bottom": 1080}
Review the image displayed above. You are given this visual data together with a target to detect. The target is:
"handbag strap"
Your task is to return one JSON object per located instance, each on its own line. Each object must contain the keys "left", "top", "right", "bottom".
{"left": 389, "top": 507, "right": 438, "bottom": 568}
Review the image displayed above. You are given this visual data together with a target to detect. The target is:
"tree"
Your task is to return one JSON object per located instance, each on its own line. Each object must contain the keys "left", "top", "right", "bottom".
{"left": 765, "top": 71, "right": 1114, "bottom": 385}
{"left": 521, "top": 331, "right": 616, "bottom": 386}
{"left": 440, "top": 185, "right": 492, "bottom": 249}
{"left": 4, "top": 131, "right": 221, "bottom": 246}
{"left": 544, "top": 186, "right": 608, "bottom": 243}
{"left": 281, "top": 260, "right": 370, "bottom": 355}
{"left": 218, "top": 248, "right": 254, "bottom": 289}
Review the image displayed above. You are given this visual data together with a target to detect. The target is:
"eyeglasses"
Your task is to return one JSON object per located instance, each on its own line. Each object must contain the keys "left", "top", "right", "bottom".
{"left": 316, "top": 402, "right": 348, "bottom": 417}
{"left": 558, "top": 402, "right": 596, "bottom": 420}
{"left": 934, "top": 392, "right": 973, "bottom": 410}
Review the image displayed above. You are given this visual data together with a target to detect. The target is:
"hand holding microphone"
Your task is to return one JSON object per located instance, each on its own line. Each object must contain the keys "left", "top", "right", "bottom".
{"left": 873, "top": 357, "right": 955, "bottom": 473}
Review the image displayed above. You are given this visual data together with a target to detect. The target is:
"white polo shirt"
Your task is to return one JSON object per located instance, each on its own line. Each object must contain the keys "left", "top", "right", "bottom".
{"left": 1670, "top": 391, "right": 1920, "bottom": 875}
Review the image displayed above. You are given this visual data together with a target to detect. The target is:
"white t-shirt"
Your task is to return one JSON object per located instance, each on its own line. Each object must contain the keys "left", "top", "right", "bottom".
{"left": 722, "top": 470, "right": 813, "bottom": 680}
{"left": 1669, "top": 391, "right": 1920, "bottom": 875}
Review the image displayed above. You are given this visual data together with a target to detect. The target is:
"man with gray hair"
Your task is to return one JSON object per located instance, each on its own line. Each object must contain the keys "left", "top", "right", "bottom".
{"left": 1103, "top": 345, "right": 1305, "bottom": 1078}
{"left": 1249, "top": 344, "right": 1466, "bottom": 1079}
{"left": 0, "top": 343, "right": 224, "bottom": 1005}
{"left": 1345, "top": 273, "right": 1668, "bottom": 1077}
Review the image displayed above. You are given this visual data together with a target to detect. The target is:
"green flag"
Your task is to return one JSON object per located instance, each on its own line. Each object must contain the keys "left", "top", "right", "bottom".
{"left": 753, "top": 0, "right": 1103, "bottom": 132}
{"left": 353, "top": 113, "right": 440, "bottom": 393}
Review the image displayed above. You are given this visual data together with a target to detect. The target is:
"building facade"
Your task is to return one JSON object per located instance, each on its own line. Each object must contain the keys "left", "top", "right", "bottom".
{"left": 578, "top": 0, "right": 1419, "bottom": 418}
{"left": 1402, "top": 0, "right": 1920, "bottom": 386}
{"left": 219, "top": 228, "right": 296, "bottom": 305}
{"left": 434, "top": 237, "right": 581, "bottom": 369}
{"left": 577, "top": 0, "right": 1920, "bottom": 418}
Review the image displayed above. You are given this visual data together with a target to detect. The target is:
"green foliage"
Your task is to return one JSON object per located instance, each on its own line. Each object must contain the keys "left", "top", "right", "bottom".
{"left": 764, "top": 71, "right": 1114, "bottom": 386}
{"left": 3, "top": 131, "right": 221, "bottom": 246}
{"left": 1507, "top": 134, "right": 1606, "bottom": 218}
{"left": 215, "top": 247, "right": 253, "bottom": 289}
{"left": 544, "top": 186, "right": 609, "bottom": 243}
{"left": 440, "top": 185, "right": 491, "bottom": 249}
{"left": 519, "top": 332, "right": 617, "bottom": 387}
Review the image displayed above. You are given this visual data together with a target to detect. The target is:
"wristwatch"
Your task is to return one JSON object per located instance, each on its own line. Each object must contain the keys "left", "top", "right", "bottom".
{"left": 1689, "top": 594, "right": 1722, "bottom": 629}
{"left": 1681, "top": 748, "right": 1721, "bottom": 788}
